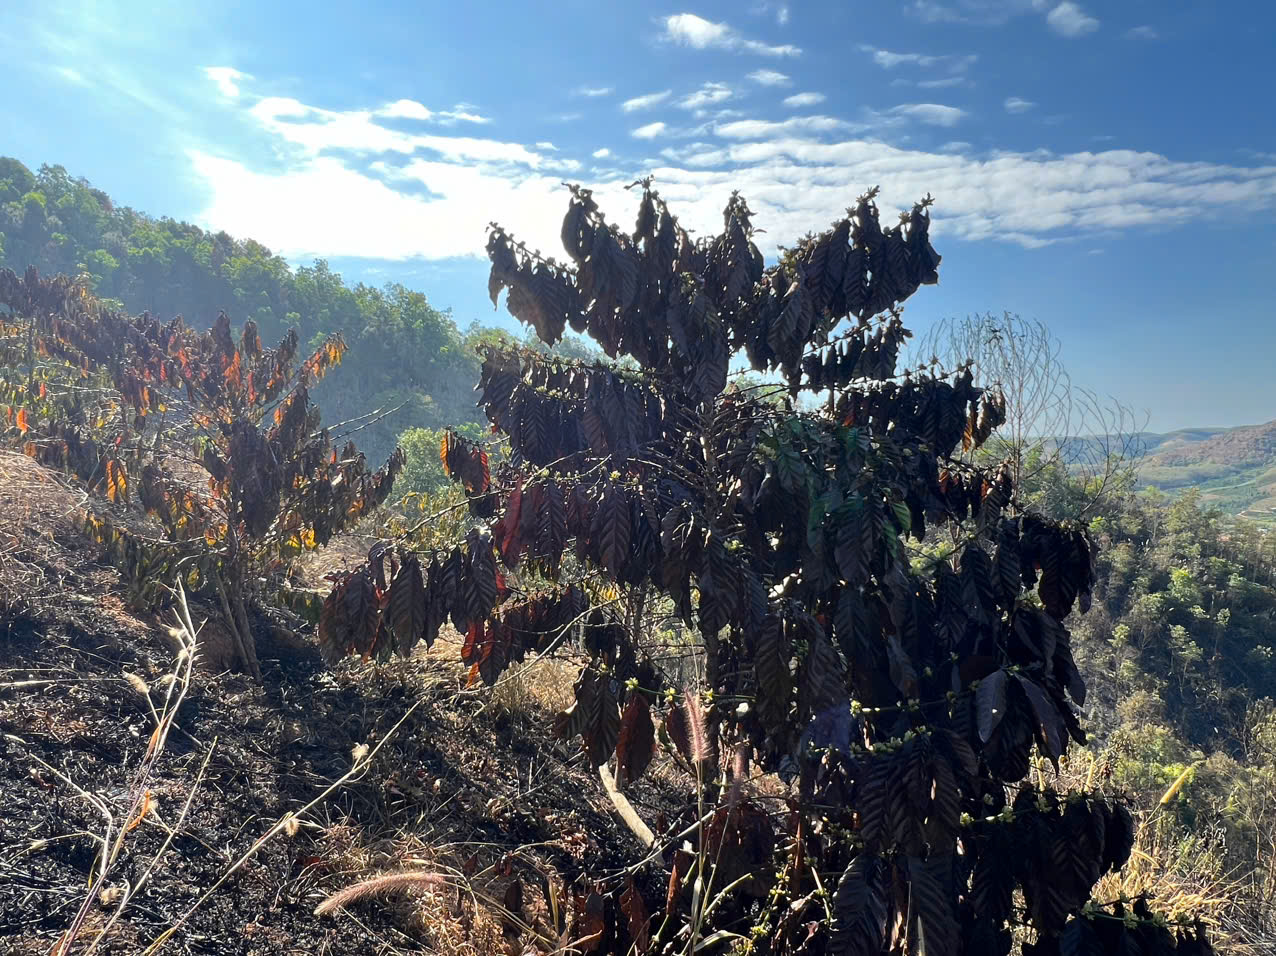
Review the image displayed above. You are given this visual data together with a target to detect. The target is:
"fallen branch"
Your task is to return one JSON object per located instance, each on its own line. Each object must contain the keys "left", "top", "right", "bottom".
{"left": 599, "top": 764, "right": 655, "bottom": 848}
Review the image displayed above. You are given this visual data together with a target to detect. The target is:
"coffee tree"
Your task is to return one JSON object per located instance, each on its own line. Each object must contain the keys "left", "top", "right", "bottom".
{"left": 0, "top": 266, "right": 403, "bottom": 676}
{"left": 317, "top": 183, "right": 1212, "bottom": 955}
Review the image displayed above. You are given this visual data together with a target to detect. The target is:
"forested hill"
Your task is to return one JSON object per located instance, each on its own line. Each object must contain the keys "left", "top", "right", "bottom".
{"left": 1136, "top": 421, "right": 1276, "bottom": 523}
{"left": 0, "top": 157, "right": 491, "bottom": 461}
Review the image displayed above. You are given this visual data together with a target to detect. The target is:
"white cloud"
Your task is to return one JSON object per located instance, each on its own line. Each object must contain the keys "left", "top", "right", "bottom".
{"left": 248, "top": 96, "right": 543, "bottom": 165}
{"left": 1046, "top": 2, "right": 1099, "bottom": 37}
{"left": 904, "top": 0, "right": 1101, "bottom": 35}
{"left": 748, "top": 69, "right": 792, "bottom": 86}
{"left": 189, "top": 150, "right": 583, "bottom": 261}
{"left": 716, "top": 115, "right": 852, "bottom": 139}
{"left": 662, "top": 13, "right": 801, "bottom": 57}
{"left": 188, "top": 87, "right": 1276, "bottom": 266}
{"left": 576, "top": 85, "right": 614, "bottom": 97}
{"left": 678, "top": 82, "right": 734, "bottom": 111}
{"left": 632, "top": 121, "right": 667, "bottom": 139}
{"left": 905, "top": 1, "right": 1051, "bottom": 25}
{"left": 377, "top": 99, "right": 433, "bottom": 121}
{"left": 372, "top": 99, "right": 488, "bottom": 125}
{"left": 622, "top": 90, "right": 672, "bottom": 112}
{"left": 1240, "top": 149, "right": 1276, "bottom": 164}
{"left": 776, "top": 5, "right": 790, "bottom": 24}
{"left": 593, "top": 147, "right": 612, "bottom": 159}
{"left": 1004, "top": 96, "right": 1036, "bottom": 113}
{"left": 917, "top": 76, "right": 969, "bottom": 89}
{"left": 664, "top": 12, "right": 731, "bottom": 48}
{"left": 536, "top": 141, "right": 558, "bottom": 151}
{"left": 204, "top": 66, "right": 248, "bottom": 98}
{"left": 860, "top": 46, "right": 977, "bottom": 73}
{"left": 783, "top": 92, "right": 826, "bottom": 108}
{"left": 1126, "top": 25, "right": 1158, "bottom": 40}
{"left": 890, "top": 103, "right": 968, "bottom": 126}
{"left": 940, "top": 141, "right": 973, "bottom": 153}
{"left": 438, "top": 105, "right": 490, "bottom": 125}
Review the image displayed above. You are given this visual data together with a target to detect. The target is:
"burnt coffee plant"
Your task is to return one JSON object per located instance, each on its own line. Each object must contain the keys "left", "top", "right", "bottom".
{"left": 304, "top": 184, "right": 1219, "bottom": 953}
{"left": 316, "top": 183, "right": 1216, "bottom": 954}
{"left": 0, "top": 266, "right": 403, "bottom": 676}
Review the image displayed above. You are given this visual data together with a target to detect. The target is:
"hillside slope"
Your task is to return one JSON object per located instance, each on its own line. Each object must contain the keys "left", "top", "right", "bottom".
{"left": 1136, "top": 420, "right": 1276, "bottom": 521}
{"left": 1148, "top": 420, "right": 1276, "bottom": 468}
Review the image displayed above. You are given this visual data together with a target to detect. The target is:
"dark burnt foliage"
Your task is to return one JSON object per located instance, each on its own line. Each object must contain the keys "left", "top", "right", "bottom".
{"left": 1, "top": 266, "right": 403, "bottom": 672}
{"left": 322, "top": 184, "right": 1211, "bottom": 954}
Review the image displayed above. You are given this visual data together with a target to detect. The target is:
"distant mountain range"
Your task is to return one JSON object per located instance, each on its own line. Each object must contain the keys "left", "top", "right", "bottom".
{"left": 1135, "top": 420, "right": 1276, "bottom": 522}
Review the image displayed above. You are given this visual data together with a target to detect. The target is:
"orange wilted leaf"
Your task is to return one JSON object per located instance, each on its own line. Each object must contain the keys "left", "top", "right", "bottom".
{"left": 38, "top": 381, "right": 47, "bottom": 399}
{"left": 15, "top": 407, "right": 29, "bottom": 434}
{"left": 105, "top": 459, "right": 128, "bottom": 503}
{"left": 223, "top": 351, "right": 243, "bottom": 391}
{"left": 439, "top": 430, "right": 452, "bottom": 472}
{"left": 125, "top": 790, "right": 153, "bottom": 832}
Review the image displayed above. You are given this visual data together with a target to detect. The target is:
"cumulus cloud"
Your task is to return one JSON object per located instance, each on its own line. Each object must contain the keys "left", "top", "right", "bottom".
{"left": 1046, "top": 2, "right": 1099, "bottom": 37}
{"left": 783, "top": 92, "right": 826, "bottom": 108}
{"left": 622, "top": 90, "right": 672, "bottom": 112}
{"left": 187, "top": 88, "right": 1276, "bottom": 265}
{"left": 249, "top": 96, "right": 542, "bottom": 165}
{"left": 889, "top": 103, "right": 968, "bottom": 126}
{"left": 437, "top": 105, "right": 490, "bottom": 125}
{"left": 860, "top": 46, "right": 977, "bottom": 73}
{"left": 1004, "top": 97, "right": 1036, "bottom": 113}
{"left": 662, "top": 13, "right": 801, "bottom": 57}
{"left": 204, "top": 66, "right": 248, "bottom": 98}
{"left": 593, "top": 147, "right": 612, "bottom": 158}
{"left": 377, "top": 99, "right": 432, "bottom": 121}
{"left": 631, "top": 121, "right": 667, "bottom": 139}
{"left": 748, "top": 69, "right": 791, "bottom": 86}
{"left": 716, "top": 115, "right": 853, "bottom": 139}
{"left": 678, "top": 82, "right": 734, "bottom": 111}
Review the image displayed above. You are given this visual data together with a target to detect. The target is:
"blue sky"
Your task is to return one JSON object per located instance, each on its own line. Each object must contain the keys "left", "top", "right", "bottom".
{"left": 4, "top": 0, "right": 1275, "bottom": 432}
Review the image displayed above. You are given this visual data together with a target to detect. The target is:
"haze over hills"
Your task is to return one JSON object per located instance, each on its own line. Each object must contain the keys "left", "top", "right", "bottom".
{"left": 1135, "top": 419, "right": 1276, "bottom": 522}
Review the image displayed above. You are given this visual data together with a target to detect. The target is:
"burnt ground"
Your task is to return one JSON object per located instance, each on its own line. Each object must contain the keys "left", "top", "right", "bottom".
{"left": 0, "top": 457, "right": 689, "bottom": 955}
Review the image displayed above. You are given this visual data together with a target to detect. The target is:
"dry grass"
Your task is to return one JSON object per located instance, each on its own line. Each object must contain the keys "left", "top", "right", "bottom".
{"left": 488, "top": 656, "right": 579, "bottom": 718}
{"left": 305, "top": 815, "right": 577, "bottom": 955}
{"left": 0, "top": 449, "right": 88, "bottom": 611}
{"left": 1048, "top": 753, "right": 1276, "bottom": 955}
{"left": 290, "top": 519, "right": 386, "bottom": 590}
{"left": 1099, "top": 814, "right": 1275, "bottom": 954}
{"left": 0, "top": 449, "right": 170, "bottom": 617}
